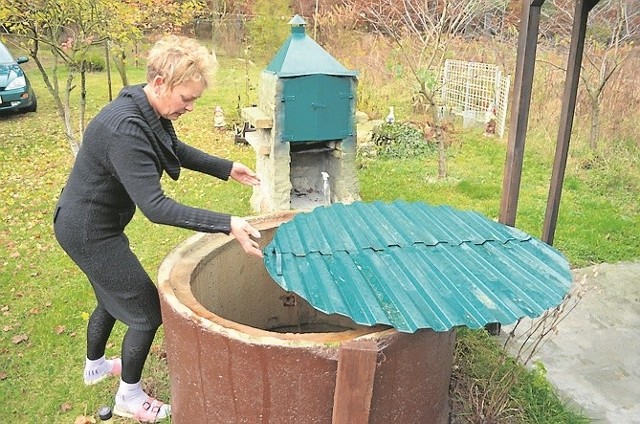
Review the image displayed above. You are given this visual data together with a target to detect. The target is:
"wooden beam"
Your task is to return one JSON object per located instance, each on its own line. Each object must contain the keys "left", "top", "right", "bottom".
{"left": 241, "top": 106, "right": 273, "bottom": 129}
{"left": 332, "top": 340, "right": 378, "bottom": 424}
{"left": 542, "top": 0, "right": 600, "bottom": 245}
{"left": 499, "top": 0, "right": 545, "bottom": 227}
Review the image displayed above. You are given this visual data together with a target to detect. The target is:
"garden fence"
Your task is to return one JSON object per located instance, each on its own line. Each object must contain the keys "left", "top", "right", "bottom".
{"left": 441, "top": 59, "right": 510, "bottom": 138}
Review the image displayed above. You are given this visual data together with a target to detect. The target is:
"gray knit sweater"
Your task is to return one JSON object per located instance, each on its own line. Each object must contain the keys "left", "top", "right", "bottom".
{"left": 58, "top": 84, "right": 234, "bottom": 237}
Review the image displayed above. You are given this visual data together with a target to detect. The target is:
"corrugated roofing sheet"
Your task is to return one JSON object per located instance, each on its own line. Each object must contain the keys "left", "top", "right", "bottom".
{"left": 263, "top": 201, "right": 573, "bottom": 333}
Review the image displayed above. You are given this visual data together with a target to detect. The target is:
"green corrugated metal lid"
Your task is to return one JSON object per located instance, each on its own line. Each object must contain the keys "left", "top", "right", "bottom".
{"left": 265, "top": 15, "right": 358, "bottom": 77}
{"left": 263, "top": 201, "right": 573, "bottom": 333}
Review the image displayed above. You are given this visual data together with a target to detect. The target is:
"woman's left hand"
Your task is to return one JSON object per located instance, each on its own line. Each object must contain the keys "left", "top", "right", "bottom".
{"left": 230, "top": 162, "right": 260, "bottom": 187}
{"left": 230, "top": 216, "right": 263, "bottom": 258}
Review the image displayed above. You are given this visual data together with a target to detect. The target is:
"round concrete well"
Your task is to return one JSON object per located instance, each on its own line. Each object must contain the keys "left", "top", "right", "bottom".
{"left": 158, "top": 211, "right": 456, "bottom": 424}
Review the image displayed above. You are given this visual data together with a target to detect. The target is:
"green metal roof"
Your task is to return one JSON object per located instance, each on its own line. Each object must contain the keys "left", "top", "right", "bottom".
{"left": 263, "top": 201, "right": 573, "bottom": 333}
{"left": 265, "top": 15, "right": 358, "bottom": 78}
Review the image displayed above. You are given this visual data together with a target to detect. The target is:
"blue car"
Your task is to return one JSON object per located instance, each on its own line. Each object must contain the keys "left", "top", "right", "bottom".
{"left": 0, "top": 40, "right": 37, "bottom": 113}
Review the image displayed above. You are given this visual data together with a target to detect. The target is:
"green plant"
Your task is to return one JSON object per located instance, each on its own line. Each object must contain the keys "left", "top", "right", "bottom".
{"left": 451, "top": 329, "right": 524, "bottom": 423}
{"left": 370, "top": 121, "right": 435, "bottom": 159}
{"left": 452, "top": 329, "right": 590, "bottom": 424}
{"left": 244, "top": 0, "right": 291, "bottom": 60}
{"left": 83, "top": 53, "right": 106, "bottom": 72}
{"left": 515, "top": 361, "right": 590, "bottom": 424}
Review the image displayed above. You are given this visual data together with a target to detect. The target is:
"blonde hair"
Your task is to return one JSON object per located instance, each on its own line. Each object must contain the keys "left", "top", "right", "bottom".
{"left": 146, "top": 35, "right": 217, "bottom": 89}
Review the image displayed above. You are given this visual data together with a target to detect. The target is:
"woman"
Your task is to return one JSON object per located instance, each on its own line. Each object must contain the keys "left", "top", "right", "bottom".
{"left": 53, "top": 35, "right": 262, "bottom": 423}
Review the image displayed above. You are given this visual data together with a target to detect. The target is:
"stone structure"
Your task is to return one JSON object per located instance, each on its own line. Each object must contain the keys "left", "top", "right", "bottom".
{"left": 242, "top": 16, "right": 360, "bottom": 213}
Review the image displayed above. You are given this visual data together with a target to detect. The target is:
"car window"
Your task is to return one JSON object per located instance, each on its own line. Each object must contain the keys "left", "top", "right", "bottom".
{"left": 0, "top": 42, "right": 16, "bottom": 64}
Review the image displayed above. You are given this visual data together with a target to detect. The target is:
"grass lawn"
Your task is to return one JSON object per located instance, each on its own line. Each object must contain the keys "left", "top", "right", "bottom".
{"left": 1, "top": 52, "right": 638, "bottom": 423}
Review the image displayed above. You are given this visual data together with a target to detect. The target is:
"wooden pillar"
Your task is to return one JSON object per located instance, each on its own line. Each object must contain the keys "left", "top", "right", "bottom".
{"left": 499, "top": 0, "right": 546, "bottom": 227}
{"left": 542, "top": 0, "right": 601, "bottom": 245}
{"left": 492, "top": 0, "right": 546, "bottom": 337}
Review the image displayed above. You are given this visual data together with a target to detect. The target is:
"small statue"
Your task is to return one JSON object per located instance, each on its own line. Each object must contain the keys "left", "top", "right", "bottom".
{"left": 484, "top": 102, "right": 497, "bottom": 136}
{"left": 385, "top": 106, "right": 395, "bottom": 124}
{"left": 213, "top": 105, "right": 226, "bottom": 130}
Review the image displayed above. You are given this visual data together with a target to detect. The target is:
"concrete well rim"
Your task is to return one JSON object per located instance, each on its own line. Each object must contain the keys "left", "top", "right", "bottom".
{"left": 158, "top": 210, "right": 397, "bottom": 349}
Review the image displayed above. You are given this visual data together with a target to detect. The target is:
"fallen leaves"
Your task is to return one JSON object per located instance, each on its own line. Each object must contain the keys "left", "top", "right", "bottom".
{"left": 11, "top": 334, "right": 28, "bottom": 344}
{"left": 68, "top": 403, "right": 98, "bottom": 424}
{"left": 54, "top": 324, "right": 76, "bottom": 337}
{"left": 61, "top": 401, "right": 101, "bottom": 424}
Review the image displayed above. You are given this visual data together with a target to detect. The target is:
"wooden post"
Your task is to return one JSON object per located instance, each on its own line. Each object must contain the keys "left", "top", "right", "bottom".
{"left": 332, "top": 339, "right": 378, "bottom": 424}
{"left": 493, "top": 0, "right": 547, "bottom": 337}
{"left": 499, "top": 0, "right": 546, "bottom": 227}
{"left": 542, "top": 0, "right": 600, "bottom": 245}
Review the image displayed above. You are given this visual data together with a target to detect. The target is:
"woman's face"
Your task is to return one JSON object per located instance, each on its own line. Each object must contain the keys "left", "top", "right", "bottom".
{"left": 150, "top": 77, "right": 206, "bottom": 120}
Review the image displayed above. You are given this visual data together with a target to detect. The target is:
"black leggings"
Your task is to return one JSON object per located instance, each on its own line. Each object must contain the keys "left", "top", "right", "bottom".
{"left": 87, "top": 306, "right": 159, "bottom": 383}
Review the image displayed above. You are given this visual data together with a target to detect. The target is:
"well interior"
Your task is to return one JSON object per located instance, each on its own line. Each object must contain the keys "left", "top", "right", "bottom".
{"left": 190, "top": 221, "right": 367, "bottom": 334}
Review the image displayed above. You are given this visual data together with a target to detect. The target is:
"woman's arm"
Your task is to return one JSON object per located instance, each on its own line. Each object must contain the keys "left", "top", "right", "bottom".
{"left": 174, "top": 140, "right": 233, "bottom": 180}
{"left": 110, "top": 133, "right": 232, "bottom": 234}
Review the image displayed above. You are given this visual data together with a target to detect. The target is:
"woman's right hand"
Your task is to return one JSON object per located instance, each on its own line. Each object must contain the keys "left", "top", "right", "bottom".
{"left": 230, "top": 216, "right": 263, "bottom": 258}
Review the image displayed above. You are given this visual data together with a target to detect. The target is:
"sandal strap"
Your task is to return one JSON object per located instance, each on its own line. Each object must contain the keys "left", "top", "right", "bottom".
{"left": 109, "top": 358, "right": 122, "bottom": 376}
{"left": 134, "top": 397, "right": 166, "bottom": 422}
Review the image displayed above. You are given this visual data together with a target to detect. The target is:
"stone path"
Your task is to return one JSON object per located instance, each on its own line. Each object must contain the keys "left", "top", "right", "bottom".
{"left": 502, "top": 262, "right": 640, "bottom": 423}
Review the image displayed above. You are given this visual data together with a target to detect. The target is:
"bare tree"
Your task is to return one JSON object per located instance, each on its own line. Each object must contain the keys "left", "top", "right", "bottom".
{"left": 0, "top": 0, "right": 205, "bottom": 155}
{"left": 350, "top": 0, "right": 503, "bottom": 178}
{"left": 581, "top": 0, "right": 638, "bottom": 150}
{"left": 541, "top": 0, "right": 639, "bottom": 151}
{"left": 1, "top": 0, "right": 113, "bottom": 154}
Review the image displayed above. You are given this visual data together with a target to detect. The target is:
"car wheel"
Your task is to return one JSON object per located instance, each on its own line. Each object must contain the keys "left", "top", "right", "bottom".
{"left": 23, "top": 96, "right": 37, "bottom": 113}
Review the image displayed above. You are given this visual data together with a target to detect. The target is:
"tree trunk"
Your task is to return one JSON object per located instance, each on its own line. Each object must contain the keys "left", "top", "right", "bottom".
{"left": 314, "top": 0, "right": 320, "bottom": 39}
{"left": 430, "top": 97, "right": 447, "bottom": 179}
{"left": 589, "top": 95, "right": 600, "bottom": 151}
{"left": 437, "top": 130, "right": 447, "bottom": 178}
{"left": 79, "top": 64, "right": 87, "bottom": 139}
{"left": 105, "top": 42, "right": 113, "bottom": 101}
{"left": 32, "top": 54, "right": 64, "bottom": 118}
{"left": 113, "top": 50, "right": 129, "bottom": 87}
{"left": 64, "top": 71, "right": 80, "bottom": 156}
{"left": 30, "top": 46, "right": 80, "bottom": 155}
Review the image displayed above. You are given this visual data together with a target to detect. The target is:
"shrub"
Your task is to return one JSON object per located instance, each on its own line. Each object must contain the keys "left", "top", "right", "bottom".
{"left": 370, "top": 121, "right": 435, "bottom": 159}
{"left": 82, "top": 53, "right": 106, "bottom": 72}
